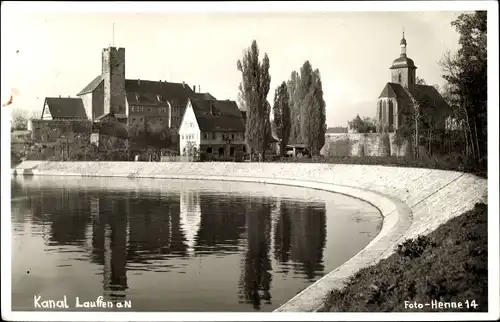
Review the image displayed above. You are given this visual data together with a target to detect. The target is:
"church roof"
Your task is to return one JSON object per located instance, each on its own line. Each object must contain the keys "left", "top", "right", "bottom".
{"left": 378, "top": 83, "right": 451, "bottom": 116}
{"left": 43, "top": 97, "right": 88, "bottom": 119}
{"left": 390, "top": 56, "right": 417, "bottom": 69}
{"left": 189, "top": 99, "right": 246, "bottom": 132}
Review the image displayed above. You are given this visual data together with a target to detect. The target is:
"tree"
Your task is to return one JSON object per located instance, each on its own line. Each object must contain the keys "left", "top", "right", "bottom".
{"left": 416, "top": 76, "right": 427, "bottom": 85}
{"left": 301, "top": 68, "right": 326, "bottom": 156}
{"left": 349, "top": 115, "right": 376, "bottom": 133}
{"left": 237, "top": 40, "right": 271, "bottom": 161}
{"left": 11, "top": 112, "right": 28, "bottom": 131}
{"left": 287, "top": 71, "right": 301, "bottom": 144}
{"left": 440, "top": 11, "right": 487, "bottom": 166}
{"left": 264, "top": 101, "right": 272, "bottom": 146}
{"left": 299, "top": 61, "right": 314, "bottom": 144}
{"left": 272, "top": 81, "right": 291, "bottom": 156}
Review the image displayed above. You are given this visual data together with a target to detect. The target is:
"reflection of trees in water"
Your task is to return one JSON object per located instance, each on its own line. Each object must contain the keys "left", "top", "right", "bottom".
{"left": 273, "top": 201, "right": 292, "bottom": 266}
{"left": 28, "top": 187, "right": 91, "bottom": 246}
{"left": 289, "top": 203, "right": 327, "bottom": 280}
{"left": 238, "top": 196, "right": 273, "bottom": 311}
{"left": 126, "top": 196, "right": 187, "bottom": 261}
{"left": 195, "top": 194, "right": 247, "bottom": 254}
{"left": 102, "top": 197, "right": 128, "bottom": 303}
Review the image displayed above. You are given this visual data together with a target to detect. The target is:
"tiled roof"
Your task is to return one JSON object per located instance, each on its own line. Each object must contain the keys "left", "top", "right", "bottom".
{"left": 77, "top": 75, "right": 103, "bottom": 96}
{"left": 379, "top": 83, "right": 450, "bottom": 116}
{"left": 125, "top": 79, "right": 195, "bottom": 106}
{"left": 190, "top": 99, "right": 245, "bottom": 132}
{"left": 44, "top": 97, "right": 88, "bottom": 119}
{"left": 193, "top": 92, "right": 216, "bottom": 100}
{"left": 77, "top": 76, "right": 196, "bottom": 106}
{"left": 411, "top": 84, "right": 452, "bottom": 118}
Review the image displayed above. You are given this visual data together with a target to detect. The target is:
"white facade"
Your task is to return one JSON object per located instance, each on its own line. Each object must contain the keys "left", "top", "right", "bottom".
{"left": 41, "top": 102, "right": 53, "bottom": 120}
{"left": 178, "top": 100, "right": 201, "bottom": 156}
{"left": 80, "top": 92, "right": 93, "bottom": 120}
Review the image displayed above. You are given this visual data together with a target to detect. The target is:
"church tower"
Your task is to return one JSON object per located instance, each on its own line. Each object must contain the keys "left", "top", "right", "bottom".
{"left": 102, "top": 47, "right": 127, "bottom": 120}
{"left": 389, "top": 31, "right": 417, "bottom": 89}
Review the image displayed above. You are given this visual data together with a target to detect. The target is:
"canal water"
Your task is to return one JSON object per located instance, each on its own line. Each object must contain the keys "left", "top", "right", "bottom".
{"left": 11, "top": 176, "right": 382, "bottom": 312}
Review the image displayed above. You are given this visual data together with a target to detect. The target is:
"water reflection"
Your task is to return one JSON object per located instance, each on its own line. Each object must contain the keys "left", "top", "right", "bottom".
{"left": 11, "top": 178, "right": 379, "bottom": 312}
{"left": 238, "top": 196, "right": 273, "bottom": 310}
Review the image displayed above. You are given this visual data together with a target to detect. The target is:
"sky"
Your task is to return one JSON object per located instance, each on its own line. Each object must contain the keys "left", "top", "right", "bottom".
{"left": 2, "top": 3, "right": 466, "bottom": 127}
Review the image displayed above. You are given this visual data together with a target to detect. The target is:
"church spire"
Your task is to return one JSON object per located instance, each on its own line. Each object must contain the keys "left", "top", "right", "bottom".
{"left": 400, "top": 28, "right": 407, "bottom": 57}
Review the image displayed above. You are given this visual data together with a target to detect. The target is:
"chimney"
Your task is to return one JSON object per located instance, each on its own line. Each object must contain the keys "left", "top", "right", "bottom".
{"left": 59, "top": 95, "right": 61, "bottom": 98}
{"left": 193, "top": 85, "right": 196, "bottom": 93}
{"left": 182, "top": 81, "right": 185, "bottom": 88}
{"left": 198, "top": 85, "right": 200, "bottom": 93}
{"left": 138, "top": 79, "right": 141, "bottom": 85}
{"left": 209, "top": 102, "right": 214, "bottom": 115}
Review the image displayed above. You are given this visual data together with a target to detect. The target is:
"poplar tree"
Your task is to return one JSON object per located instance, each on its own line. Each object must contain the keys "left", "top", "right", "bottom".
{"left": 302, "top": 69, "right": 326, "bottom": 155}
{"left": 237, "top": 40, "right": 271, "bottom": 161}
{"left": 273, "top": 81, "right": 291, "bottom": 156}
{"left": 287, "top": 71, "right": 301, "bottom": 144}
{"left": 299, "top": 61, "right": 314, "bottom": 144}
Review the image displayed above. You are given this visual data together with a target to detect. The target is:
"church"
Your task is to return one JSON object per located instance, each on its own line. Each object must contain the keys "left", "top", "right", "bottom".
{"left": 376, "top": 33, "right": 450, "bottom": 133}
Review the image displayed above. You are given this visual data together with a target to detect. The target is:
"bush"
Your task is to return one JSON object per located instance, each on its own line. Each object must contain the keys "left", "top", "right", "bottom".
{"left": 396, "top": 236, "right": 436, "bottom": 260}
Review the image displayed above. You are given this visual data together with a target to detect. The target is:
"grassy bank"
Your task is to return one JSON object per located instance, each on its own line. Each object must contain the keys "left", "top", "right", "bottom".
{"left": 321, "top": 203, "right": 488, "bottom": 312}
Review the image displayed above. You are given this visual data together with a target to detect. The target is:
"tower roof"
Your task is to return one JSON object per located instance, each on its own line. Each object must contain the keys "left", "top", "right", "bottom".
{"left": 390, "top": 56, "right": 417, "bottom": 69}
{"left": 391, "top": 31, "right": 416, "bottom": 69}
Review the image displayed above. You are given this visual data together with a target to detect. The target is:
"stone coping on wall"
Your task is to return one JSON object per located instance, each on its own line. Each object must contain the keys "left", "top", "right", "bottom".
{"left": 11, "top": 161, "right": 488, "bottom": 312}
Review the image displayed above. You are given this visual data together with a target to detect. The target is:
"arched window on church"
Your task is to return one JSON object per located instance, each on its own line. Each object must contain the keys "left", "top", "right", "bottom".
{"left": 378, "top": 100, "right": 382, "bottom": 121}
{"left": 388, "top": 100, "right": 394, "bottom": 131}
{"left": 382, "top": 100, "right": 387, "bottom": 124}
{"left": 398, "top": 70, "right": 402, "bottom": 83}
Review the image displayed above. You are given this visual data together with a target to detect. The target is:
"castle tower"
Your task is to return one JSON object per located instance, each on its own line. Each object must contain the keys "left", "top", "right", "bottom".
{"left": 102, "top": 47, "right": 127, "bottom": 120}
{"left": 389, "top": 31, "right": 417, "bottom": 89}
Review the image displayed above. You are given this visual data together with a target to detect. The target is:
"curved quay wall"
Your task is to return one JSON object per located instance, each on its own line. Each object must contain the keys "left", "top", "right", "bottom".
{"left": 12, "top": 161, "right": 488, "bottom": 312}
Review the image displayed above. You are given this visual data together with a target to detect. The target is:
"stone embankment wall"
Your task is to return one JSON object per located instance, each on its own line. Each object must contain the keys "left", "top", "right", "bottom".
{"left": 321, "top": 133, "right": 411, "bottom": 157}
{"left": 12, "top": 161, "right": 487, "bottom": 312}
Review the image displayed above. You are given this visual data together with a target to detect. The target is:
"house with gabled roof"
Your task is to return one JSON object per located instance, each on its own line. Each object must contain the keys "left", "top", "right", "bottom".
{"left": 376, "top": 33, "right": 451, "bottom": 132}
{"left": 36, "top": 46, "right": 218, "bottom": 153}
{"left": 75, "top": 46, "right": 214, "bottom": 132}
{"left": 41, "top": 97, "right": 88, "bottom": 120}
{"left": 179, "top": 98, "right": 246, "bottom": 158}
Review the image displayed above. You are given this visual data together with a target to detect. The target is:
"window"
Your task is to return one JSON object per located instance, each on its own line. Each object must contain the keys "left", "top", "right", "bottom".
{"left": 203, "top": 133, "right": 208, "bottom": 140}
{"left": 231, "top": 134, "right": 235, "bottom": 140}
{"left": 130, "top": 106, "right": 134, "bottom": 112}
{"left": 132, "top": 118, "right": 136, "bottom": 122}
{"left": 207, "top": 147, "right": 213, "bottom": 154}
{"left": 148, "top": 108, "right": 151, "bottom": 112}
{"left": 212, "top": 132, "right": 216, "bottom": 140}
{"left": 181, "top": 135, "right": 184, "bottom": 140}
